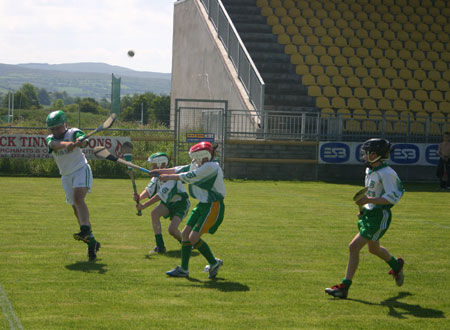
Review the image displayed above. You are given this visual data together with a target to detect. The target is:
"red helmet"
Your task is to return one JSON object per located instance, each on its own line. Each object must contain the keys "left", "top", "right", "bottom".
{"left": 189, "top": 141, "right": 214, "bottom": 164}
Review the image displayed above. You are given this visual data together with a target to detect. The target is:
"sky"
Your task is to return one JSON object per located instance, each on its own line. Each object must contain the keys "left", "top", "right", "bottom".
{"left": 0, "top": 0, "right": 175, "bottom": 73}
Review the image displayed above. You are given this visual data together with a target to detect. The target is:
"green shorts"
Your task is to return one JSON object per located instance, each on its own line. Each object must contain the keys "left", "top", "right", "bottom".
{"left": 358, "top": 208, "right": 392, "bottom": 241}
{"left": 162, "top": 198, "right": 190, "bottom": 221}
{"left": 186, "top": 200, "right": 225, "bottom": 234}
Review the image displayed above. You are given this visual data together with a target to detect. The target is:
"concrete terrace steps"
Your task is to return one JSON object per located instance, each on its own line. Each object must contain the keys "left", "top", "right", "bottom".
{"left": 221, "top": 0, "right": 314, "bottom": 112}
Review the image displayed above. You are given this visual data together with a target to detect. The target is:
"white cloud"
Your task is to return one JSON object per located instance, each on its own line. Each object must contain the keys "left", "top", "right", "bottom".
{"left": 0, "top": 0, "right": 174, "bottom": 72}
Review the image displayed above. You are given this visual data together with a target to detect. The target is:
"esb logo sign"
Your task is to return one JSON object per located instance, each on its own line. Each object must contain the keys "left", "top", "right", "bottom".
{"left": 425, "top": 145, "right": 439, "bottom": 165}
{"left": 320, "top": 143, "right": 350, "bottom": 163}
{"left": 391, "top": 144, "right": 420, "bottom": 164}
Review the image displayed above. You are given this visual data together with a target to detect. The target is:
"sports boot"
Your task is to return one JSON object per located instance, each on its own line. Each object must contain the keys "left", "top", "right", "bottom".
{"left": 87, "top": 241, "right": 101, "bottom": 261}
{"left": 388, "top": 257, "right": 405, "bottom": 286}
{"left": 325, "top": 283, "right": 349, "bottom": 299}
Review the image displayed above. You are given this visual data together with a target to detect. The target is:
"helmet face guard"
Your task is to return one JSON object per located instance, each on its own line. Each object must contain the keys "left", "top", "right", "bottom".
{"left": 147, "top": 152, "right": 169, "bottom": 169}
{"left": 189, "top": 142, "right": 214, "bottom": 165}
{"left": 360, "top": 138, "right": 391, "bottom": 166}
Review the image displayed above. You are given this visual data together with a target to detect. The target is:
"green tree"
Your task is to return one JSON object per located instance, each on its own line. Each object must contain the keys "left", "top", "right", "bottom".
{"left": 78, "top": 97, "right": 100, "bottom": 114}
{"left": 12, "top": 83, "right": 41, "bottom": 109}
{"left": 37, "top": 88, "right": 51, "bottom": 106}
{"left": 53, "top": 99, "right": 65, "bottom": 109}
{"left": 152, "top": 95, "right": 170, "bottom": 127}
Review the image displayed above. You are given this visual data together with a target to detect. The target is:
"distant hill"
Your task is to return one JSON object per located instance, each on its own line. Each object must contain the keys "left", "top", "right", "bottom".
{"left": 0, "top": 62, "right": 171, "bottom": 100}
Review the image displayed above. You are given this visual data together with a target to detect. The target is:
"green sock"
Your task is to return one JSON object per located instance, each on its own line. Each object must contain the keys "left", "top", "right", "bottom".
{"left": 387, "top": 256, "right": 399, "bottom": 272}
{"left": 80, "top": 225, "right": 91, "bottom": 234}
{"left": 341, "top": 278, "right": 352, "bottom": 289}
{"left": 155, "top": 234, "right": 165, "bottom": 249}
{"left": 193, "top": 239, "right": 216, "bottom": 265}
{"left": 181, "top": 241, "right": 192, "bottom": 270}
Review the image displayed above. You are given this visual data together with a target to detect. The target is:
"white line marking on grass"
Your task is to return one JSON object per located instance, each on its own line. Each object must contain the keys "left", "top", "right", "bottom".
{"left": 0, "top": 283, "right": 23, "bottom": 330}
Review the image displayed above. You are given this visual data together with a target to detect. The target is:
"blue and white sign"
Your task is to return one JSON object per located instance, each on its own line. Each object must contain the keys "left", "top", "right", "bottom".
{"left": 390, "top": 144, "right": 420, "bottom": 164}
{"left": 320, "top": 142, "right": 350, "bottom": 163}
{"left": 319, "top": 141, "right": 439, "bottom": 166}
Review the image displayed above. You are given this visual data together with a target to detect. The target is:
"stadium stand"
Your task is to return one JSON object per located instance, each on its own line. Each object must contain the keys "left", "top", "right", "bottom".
{"left": 222, "top": 0, "right": 449, "bottom": 139}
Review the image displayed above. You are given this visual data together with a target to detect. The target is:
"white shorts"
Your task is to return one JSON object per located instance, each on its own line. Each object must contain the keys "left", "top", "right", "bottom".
{"left": 61, "top": 164, "right": 93, "bottom": 205}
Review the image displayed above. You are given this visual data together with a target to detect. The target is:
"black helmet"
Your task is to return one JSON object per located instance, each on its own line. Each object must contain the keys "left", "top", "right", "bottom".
{"left": 361, "top": 138, "right": 391, "bottom": 165}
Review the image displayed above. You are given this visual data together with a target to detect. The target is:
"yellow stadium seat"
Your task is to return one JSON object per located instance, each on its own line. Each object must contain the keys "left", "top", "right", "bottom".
{"left": 286, "top": 24, "right": 299, "bottom": 36}
{"left": 385, "top": 49, "right": 397, "bottom": 60}
{"left": 310, "top": 65, "right": 324, "bottom": 76}
{"left": 306, "top": 35, "right": 320, "bottom": 46}
{"left": 399, "top": 69, "right": 412, "bottom": 80}
{"left": 285, "top": 44, "right": 297, "bottom": 55}
{"left": 368, "top": 109, "right": 383, "bottom": 119}
{"left": 280, "top": 15, "right": 293, "bottom": 25}
{"left": 438, "top": 32, "right": 450, "bottom": 43}
{"left": 356, "top": 47, "right": 369, "bottom": 58}
{"left": 256, "top": 0, "right": 269, "bottom": 7}
{"left": 315, "top": 9, "right": 328, "bottom": 20}
{"left": 305, "top": 54, "right": 318, "bottom": 65}
{"left": 385, "top": 110, "right": 399, "bottom": 120}
{"left": 317, "top": 74, "right": 331, "bottom": 86}
{"left": 370, "top": 68, "right": 383, "bottom": 79}
{"left": 288, "top": 7, "right": 300, "bottom": 17}
{"left": 362, "top": 77, "right": 376, "bottom": 88}
{"left": 430, "top": 122, "right": 442, "bottom": 135}
{"left": 283, "top": 0, "right": 295, "bottom": 9}
{"left": 336, "top": 18, "right": 348, "bottom": 29}
{"left": 349, "top": 37, "right": 362, "bottom": 48}
{"left": 349, "top": 57, "right": 362, "bottom": 68}
{"left": 370, "top": 88, "right": 383, "bottom": 99}
{"left": 362, "top": 120, "right": 378, "bottom": 132}
{"left": 392, "top": 58, "right": 405, "bottom": 70}
{"left": 348, "top": 77, "right": 361, "bottom": 88}
{"left": 320, "top": 108, "right": 335, "bottom": 118}
{"left": 291, "top": 54, "right": 304, "bottom": 65}
{"left": 363, "top": 98, "right": 378, "bottom": 110}
{"left": 363, "top": 57, "right": 377, "bottom": 69}
{"left": 443, "top": 71, "right": 450, "bottom": 81}
{"left": 356, "top": 28, "right": 369, "bottom": 39}
{"left": 260, "top": 6, "right": 274, "bottom": 16}
{"left": 427, "top": 51, "right": 440, "bottom": 62}
{"left": 340, "top": 66, "right": 354, "bottom": 78}
{"left": 308, "top": 17, "right": 321, "bottom": 28}
{"left": 393, "top": 99, "right": 408, "bottom": 112}
{"left": 296, "top": 64, "right": 309, "bottom": 75}
{"left": 405, "top": 41, "right": 417, "bottom": 51}
{"left": 342, "top": 46, "right": 354, "bottom": 58}
{"left": 300, "top": 26, "right": 313, "bottom": 36}
{"left": 325, "top": 65, "right": 339, "bottom": 77}
{"left": 363, "top": 38, "right": 376, "bottom": 49}
{"left": 269, "top": 0, "right": 281, "bottom": 7}
{"left": 320, "top": 35, "right": 333, "bottom": 47}
{"left": 272, "top": 24, "right": 285, "bottom": 34}
{"left": 302, "top": 73, "right": 316, "bottom": 85}
{"left": 332, "top": 97, "right": 347, "bottom": 109}
{"left": 339, "top": 86, "right": 353, "bottom": 98}
{"left": 345, "top": 119, "right": 362, "bottom": 132}
{"left": 406, "top": 59, "right": 419, "bottom": 70}
{"left": 430, "top": 91, "right": 444, "bottom": 102}
{"left": 377, "top": 58, "right": 390, "bottom": 69}
{"left": 385, "top": 89, "right": 398, "bottom": 100}
{"left": 278, "top": 34, "right": 291, "bottom": 45}
{"left": 377, "top": 77, "right": 391, "bottom": 89}
{"left": 292, "top": 34, "right": 305, "bottom": 46}
{"left": 428, "top": 70, "right": 442, "bottom": 82}
{"left": 322, "top": 18, "right": 335, "bottom": 30}
{"left": 400, "top": 89, "right": 414, "bottom": 101}
{"left": 298, "top": 45, "right": 312, "bottom": 56}
{"left": 301, "top": 8, "right": 315, "bottom": 19}
{"left": 334, "top": 56, "right": 348, "bottom": 67}
{"left": 385, "top": 68, "right": 398, "bottom": 79}
{"left": 377, "top": 21, "right": 389, "bottom": 33}
{"left": 308, "top": 86, "right": 322, "bottom": 97}
{"left": 350, "top": 19, "right": 362, "bottom": 30}
{"left": 335, "top": 37, "right": 347, "bottom": 47}
{"left": 348, "top": 98, "right": 362, "bottom": 110}
{"left": 320, "top": 55, "right": 333, "bottom": 66}
{"left": 407, "top": 79, "right": 420, "bottom": 90}
{"left": 295, "top": 16, "right": 307, "bottom": 27}
{"left": 378, "top": 99, "right": 393, "bottom": 111}
{"left": 392, "top": 78, "right": 405, "bottom": 90}
{"left": 332, "top": 76, "right": 346, "bottom": 87}
{"left": 354, "top": 87, "right": 368, "bottom": 99}
{"left": 415, "top": 111, "right": 428, "bottom": 121}
{"left": 424, "top": 101, "right": 438, "bottom": 112}
{"left": 418, "top": 41, "right": 431, "bottom": 52}
{"left": 355, "top": 67, "right": 368, "bottom": 78}
{"left": 414, "top": 70, "right": 427, "bottom": 81}
{"left": 435, "top": 60, "right": 448, "bottom": 72}
{"left": 337, "top": 109, "right": 351, "bottom": 118}
{"left": 355, "top": 11, "right": 368, "bottom": 21}
{"left": 274, "top": 7, "right": 287, "bottom": 16}
{"left": 421, "top": 59, "right": 434, "bottom": 71}
{"left": 328, "top": 46, "right": 341, "bottom": 57}
{"left": 422, "top": 80, "right": 435, "bottom": 90}
{"left": 437, "top": 81, "right": 449, "bottom": 92}
{"left": 314, "top": 26, "right": 327, "bottom": 37}
{"left": 323, "top": 86, "right": 337, "bottom": 97}
{"left": 267, "top": 15, "right": 279, "bottom": 25}
{"left": 353, "top": 109, "right": 367, "bottom": 119}
{"left": 316, "top": 96, "right": 330, "bottom": 108}
{"left": 415, "top": 90, "right": 429, "bottom": 102}
{"left": 397, "top": 31, "right": 410, "bottom": 43}
{"left": 409, "top": 100, "right": 423, "bottom": 112}
{"left": 432, "top": 41, "right": 445, "bottom": 52}
{"left": 432, "top": 112, "right": 446, "bottom": 123}
{"left": 410, "top": 121, "right": 425, "bottom": 135}
{"left": 400, "top": 111, "right": 413, "bottom": 121}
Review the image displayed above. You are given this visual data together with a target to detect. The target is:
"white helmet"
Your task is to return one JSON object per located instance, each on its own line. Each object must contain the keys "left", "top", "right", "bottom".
{"left": 147, "top": 152, "right": 169, "bottom": 169}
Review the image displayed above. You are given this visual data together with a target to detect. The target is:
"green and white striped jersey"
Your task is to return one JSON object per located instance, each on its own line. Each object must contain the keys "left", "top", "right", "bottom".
{"left": 364, "top": 163, "right": 404, "bottom": 211}
{"left": 46, "top": 128, "right": 87, "bottom": 176}
{"left": 176, "top": 161, "right": 225, "bottom": 203}
{"left": 145, "top": 177, "right": 188, "bottom": 204}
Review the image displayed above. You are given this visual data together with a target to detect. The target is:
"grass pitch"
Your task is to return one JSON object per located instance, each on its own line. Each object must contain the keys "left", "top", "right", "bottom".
{"left": 0, "top": 177, "right": 448, "bottom": 329}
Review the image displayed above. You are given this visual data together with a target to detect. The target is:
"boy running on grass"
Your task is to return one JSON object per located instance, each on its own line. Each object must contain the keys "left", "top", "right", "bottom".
{"left": 150, "top": 142, "right": 225, "bottom": 279}
{"left": 325, "top": 138, "right": 405, "bottom": 299}
{"left": 45, "top": 110, "right": 100, "bottom": 261}
{"left": 134, "top": 152, "right": 190, "bottom": 254}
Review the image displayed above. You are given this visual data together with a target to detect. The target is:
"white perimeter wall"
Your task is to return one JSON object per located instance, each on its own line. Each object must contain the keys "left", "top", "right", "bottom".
{"left": 170, "top": 0, "right": 255, "bottom": 125}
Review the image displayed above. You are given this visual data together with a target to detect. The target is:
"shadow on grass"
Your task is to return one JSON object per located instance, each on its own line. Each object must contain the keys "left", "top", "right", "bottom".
{"left": 178, "top": 277, "right": 250, "bottom": 292}
{"left": 65, "top": 261, "right": 108, "bottom": 274}
{"left": 144, "top": 250, "right": 200, "bottom": 259}
{"left": 348, "top": 292, "right": 445, "bottom": 319}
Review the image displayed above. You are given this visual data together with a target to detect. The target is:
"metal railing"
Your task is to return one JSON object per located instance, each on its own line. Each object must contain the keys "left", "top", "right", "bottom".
{"left": 200, "top": 0, "right": 265, "bottom": 115}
